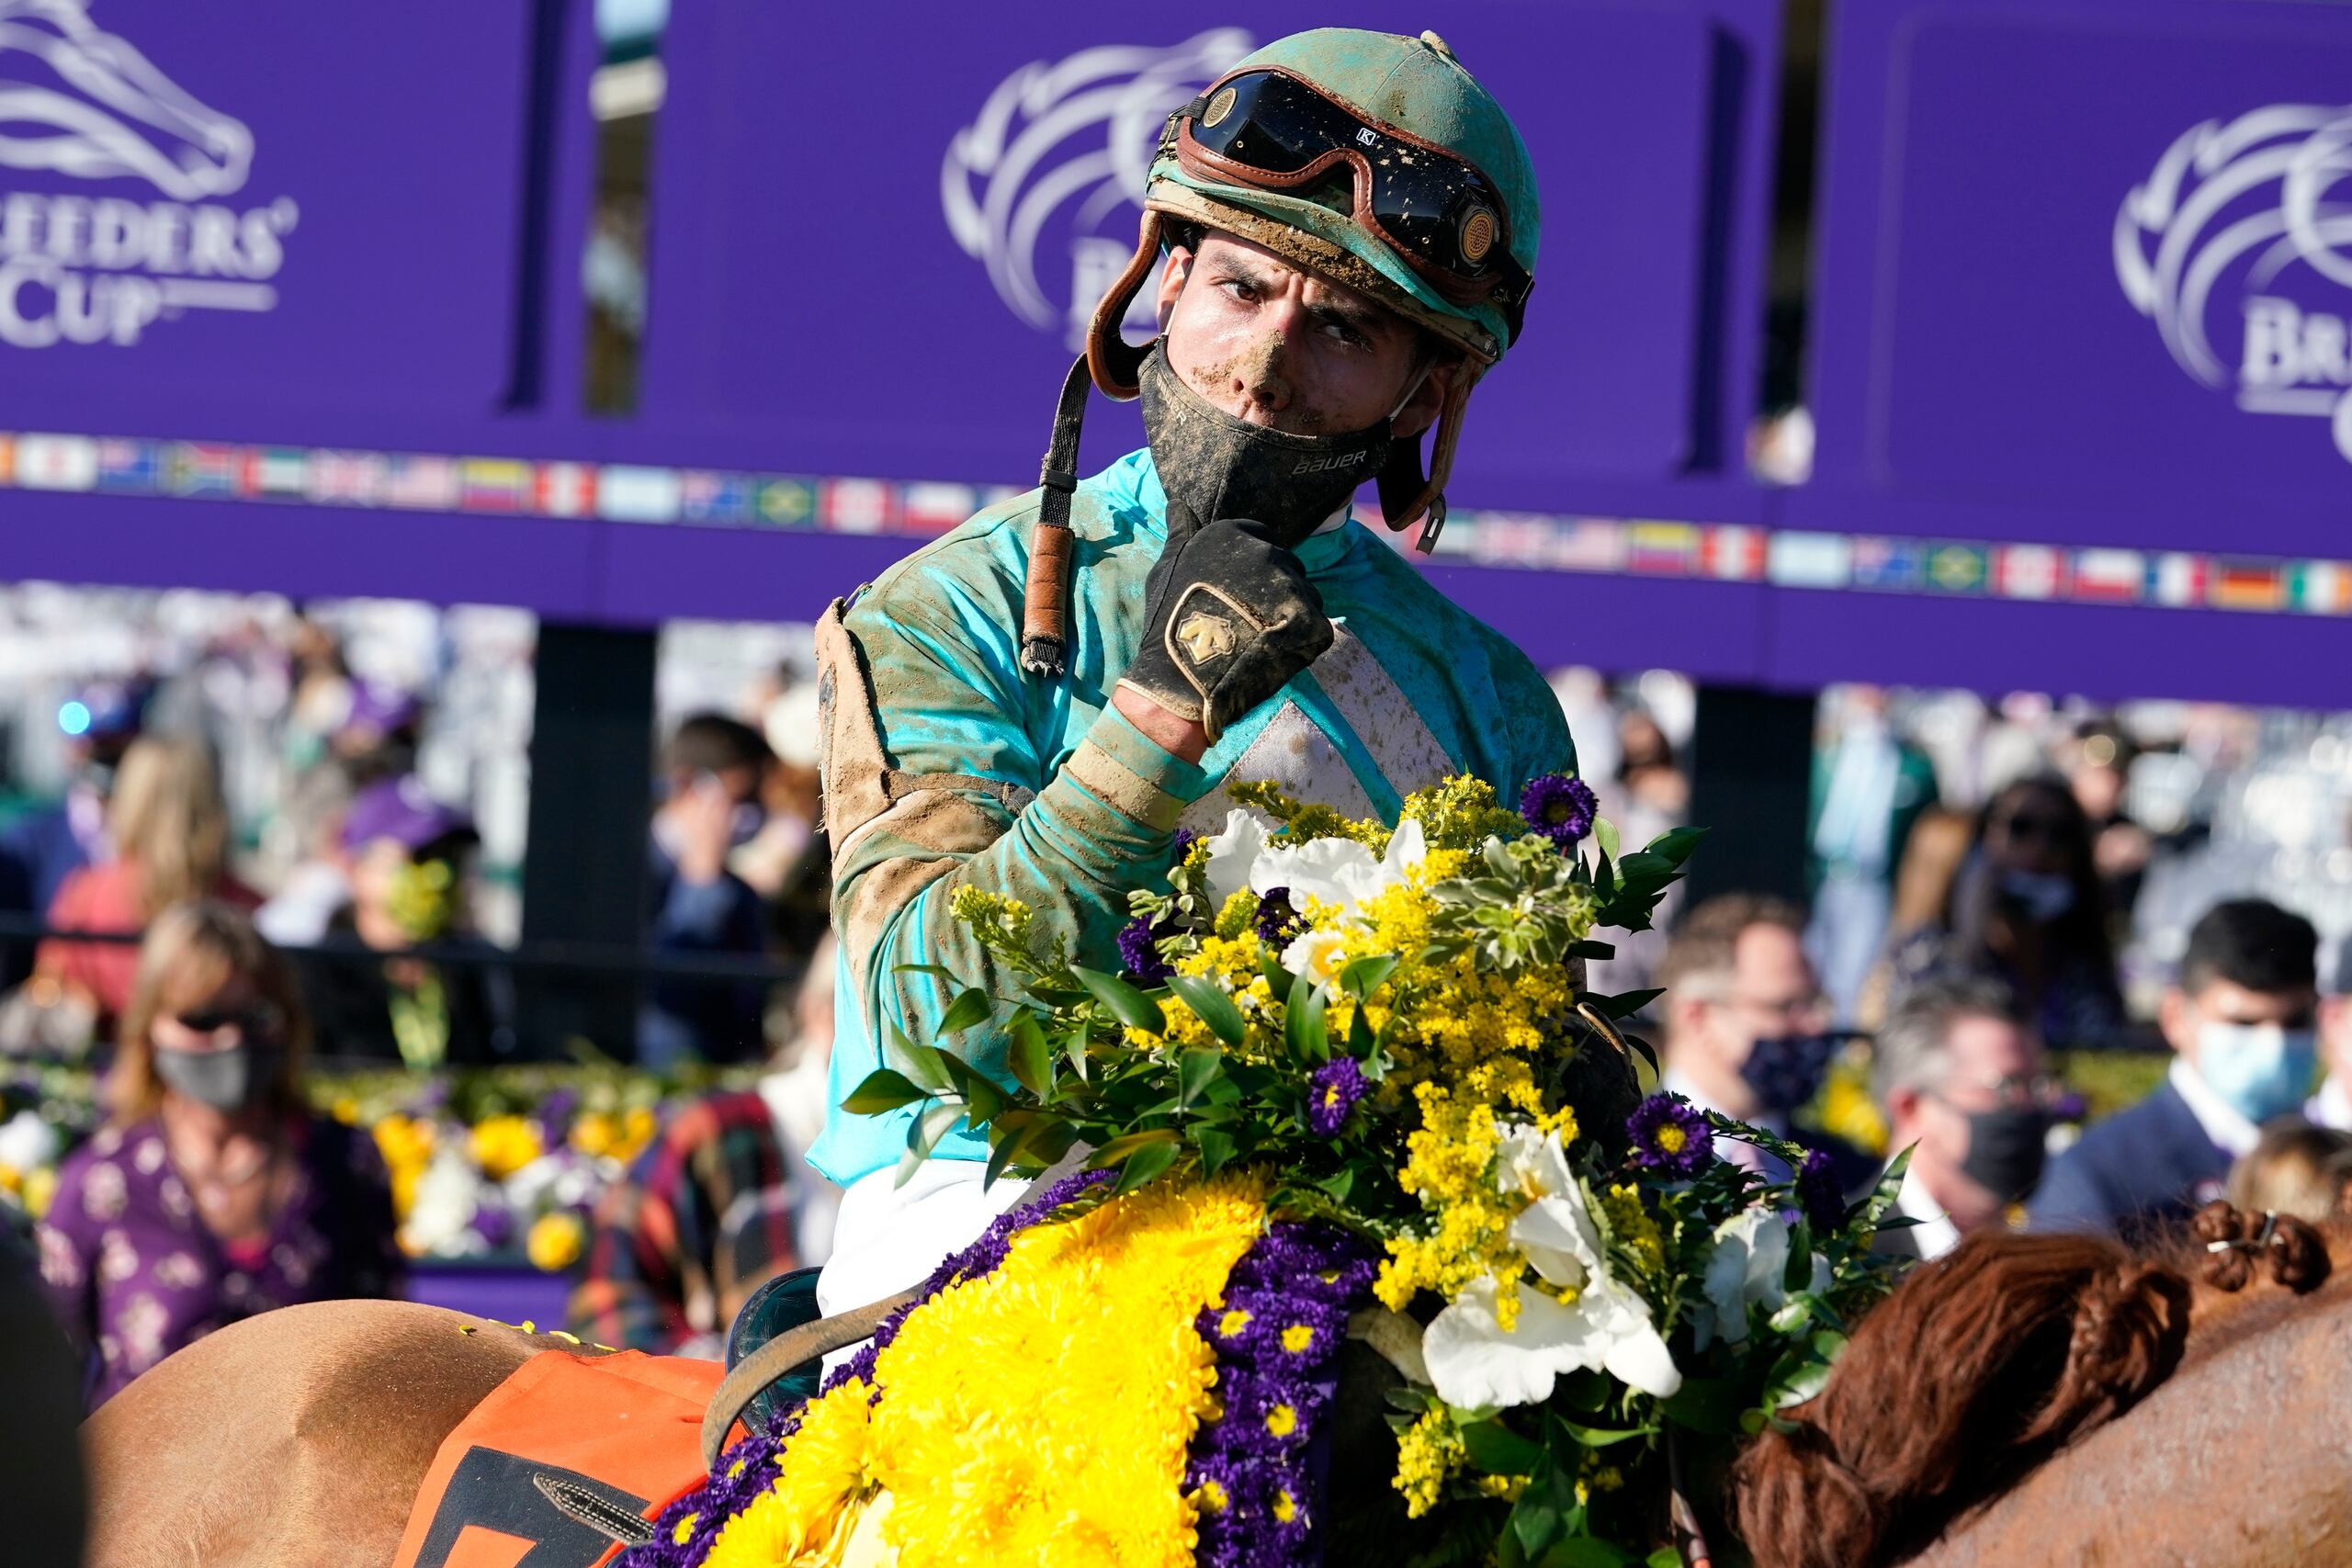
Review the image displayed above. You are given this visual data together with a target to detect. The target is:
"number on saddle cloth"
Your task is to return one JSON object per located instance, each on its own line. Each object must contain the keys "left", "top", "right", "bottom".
{"left": 725, "top": 1266, "right": 830, "bottom": 1432}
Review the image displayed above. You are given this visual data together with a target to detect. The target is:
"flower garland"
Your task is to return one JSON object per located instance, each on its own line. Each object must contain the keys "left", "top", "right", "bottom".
{"left": 639, "top": 1173, "right": 1269, "bottom": 1568}
{"left": 1186, "top": 1221, "right": 1376, "bottom": 1568}
{"left": 621, "top": 1166, "right": 1115, "bottom": 1568}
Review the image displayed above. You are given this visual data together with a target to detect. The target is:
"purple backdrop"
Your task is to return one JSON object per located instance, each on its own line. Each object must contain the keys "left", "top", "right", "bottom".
{"left": 628, "top": 1, "right": 1779, "bottom": 527}
{"left": 1785, "top": 0, "right": 2352, "bottom": 704}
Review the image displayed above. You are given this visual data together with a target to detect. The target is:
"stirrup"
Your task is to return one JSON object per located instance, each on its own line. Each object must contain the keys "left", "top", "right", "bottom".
{"left": 722, "top": 1268, "right": 827, "bottom": 1435}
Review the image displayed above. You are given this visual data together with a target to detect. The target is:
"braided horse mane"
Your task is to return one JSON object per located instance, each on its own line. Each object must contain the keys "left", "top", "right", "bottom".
{"left": 1730, "top": 1202, "right": 2344, "bottom": 1568}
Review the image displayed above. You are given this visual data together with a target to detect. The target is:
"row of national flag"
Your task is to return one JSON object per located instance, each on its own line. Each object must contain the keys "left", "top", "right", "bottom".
{"left": 1429, "top": 514, "right": 2352, "bottom": 615}
{"left": 0, "top": 432, "right": 1018, "bottom": 537}
{"left": 1, "top": 428, "right": 2343, "bottom": 618}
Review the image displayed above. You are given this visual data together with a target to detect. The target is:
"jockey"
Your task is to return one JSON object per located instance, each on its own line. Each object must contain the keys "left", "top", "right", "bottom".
{"left": 809, "top": 28, "right": 1571, "bottom": 1314}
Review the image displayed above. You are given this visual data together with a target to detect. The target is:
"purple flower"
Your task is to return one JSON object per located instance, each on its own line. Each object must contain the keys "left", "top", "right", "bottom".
{"left": 1305, "top": 1057, "right": 1367, "bottom": 1137}
{"left": 1625, "top": 1094, "right": 1714, "bottom": 1179}
{"left": 1794, "top": 1146, "right": 1845, "bottom": 1235}
{"left": 1255, "top": 887, "right": 1304, "bottom": 946}
{"left": 1520, "top": 773, "right": 1599, "bottom": 849}
{"left": 1117, "top": 913, "right": 1173, "bottom": 983}
{"left": 1171, "top": 827, "right": 1199, "bottom": 863}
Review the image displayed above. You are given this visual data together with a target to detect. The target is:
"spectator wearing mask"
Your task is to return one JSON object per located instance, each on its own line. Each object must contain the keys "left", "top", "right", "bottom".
{"left": 1880, "top": 776, "right": 2126, "bottom": 1053}
{"left": 1657, "top": 894, "right": 1871, "bottom": 1186}
{"left": 571, "top": 938, "right": 840, "bottom": 1355}
{"left": 2030, "top": 897, "right": 2319, "bottom": 1240}
{"left": 1805, "top": 687, "right": 1939, "bottom": 1026}
{"left": 305, "top": 777, "right": 516, "bottom": 1067}
{"left": 2226, "top": 1122, "right": 2352, "bottom": 1224}
{"left": 1869, "top": 976, "right": 2053, "bottom": 1262}
{"left": 644, "top": 715, "right": 775, "bottom": 1069}
{"left": 36, "top": 736, "right": 260, "bottom": 1031}
{"left": 36, "top": 901, "right": 401, "bottom": 1404}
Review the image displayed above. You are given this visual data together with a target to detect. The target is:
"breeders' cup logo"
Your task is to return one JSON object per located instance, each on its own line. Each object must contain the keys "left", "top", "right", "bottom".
{"left": 943, "top": 28, "right": 1251, "bottom": 350}
{"left": 2117, "top": 104, "right": 2352, "bottom": 464}
{"left": 0, "top": 0, "right": 296, "bottom": 348}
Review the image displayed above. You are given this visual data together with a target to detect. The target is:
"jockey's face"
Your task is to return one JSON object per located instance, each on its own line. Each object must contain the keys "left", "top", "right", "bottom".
{"left": 1155, "top": 232, "right": 1450, "bottom": 440}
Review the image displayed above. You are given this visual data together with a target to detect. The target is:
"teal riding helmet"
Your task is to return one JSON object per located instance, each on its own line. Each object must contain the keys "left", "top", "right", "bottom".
{"left": 1080, "top": 28, "right": 1543, "bottom": 534}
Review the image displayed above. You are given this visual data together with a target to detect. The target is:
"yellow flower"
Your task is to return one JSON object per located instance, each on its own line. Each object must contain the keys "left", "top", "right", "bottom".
{"left": 469, "top": 1114, "right": 543, "bottom": 1181}
{"left": 1193, "top": 1479, "right": 1229, "bottom": 1515}
{"left": 672, "top": 1512, "right": 699, "bottom": 1545}
{"left": 1272, "top": 1489, "right": 1299, "bottom": 1524}
{"left": 1392, "top": 1406, "right": 1467, "bottom": 1518}
{"left": 706, "top": 1175, "right": 1270, "bottom": 1568}
{"left": 526, "top": 1211, "right": 584, "bottom": 1272}
{"left": 1265, "top": 1404, "right": 1297, "bottom": 1438}
{"left": 569, "top": 1111, "right": 617, "bottom": 1159}
{"left": 22, "top": 1165, "right": 57, "bottom": 1219}
{"left": 1280, "top": 1324, "right": 1316, "bottom": 1353}
{"left": 331, "top": 1096, "right": 360, "bottom": 1125}
{"left": 1217, "top": 1308, "right": 1251, "bottom": 1339}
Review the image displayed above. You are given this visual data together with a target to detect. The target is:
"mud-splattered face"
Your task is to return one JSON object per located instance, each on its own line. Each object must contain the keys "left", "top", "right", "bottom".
{"left": 1154, "top": 232, "right": 1447, "bottom": 438}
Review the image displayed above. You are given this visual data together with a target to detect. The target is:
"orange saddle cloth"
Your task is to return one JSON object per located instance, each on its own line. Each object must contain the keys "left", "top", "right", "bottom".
{"left": 393, "top": 1348, "right": 728, "bottom": 1568}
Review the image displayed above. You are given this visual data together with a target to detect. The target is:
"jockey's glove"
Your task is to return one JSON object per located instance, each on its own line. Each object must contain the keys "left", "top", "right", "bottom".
{"left": 1116, "top": 504, "right": 1333, "bottom": 744}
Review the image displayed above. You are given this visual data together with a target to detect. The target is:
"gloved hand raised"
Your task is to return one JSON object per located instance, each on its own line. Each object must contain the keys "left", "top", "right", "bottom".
{"left": 1115, "top": 502, "right": 1333, "bottom": 744}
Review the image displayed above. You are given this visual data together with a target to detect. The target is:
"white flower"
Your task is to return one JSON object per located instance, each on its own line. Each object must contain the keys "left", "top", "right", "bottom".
{"left": 1247, "top": 817, "right": 1426, "bottom": 919}
{"left": 401, "top": 1150, "right": 486, "bottom": 1258}
{"left": 1198, "top": 809, "right": 1268, "bottom": 907}
{"left": 1700, "top": 1210, "right": 1830, "bottom": 1348}
{"left": 0, "top": 1109, "right": 58, "bottom": 1173}
{"left": 1281, "top": 927, "right": 1350, "bottom": 987}
{"left": 1421, "top": 1126, "right": 1681, "bottom": 1407}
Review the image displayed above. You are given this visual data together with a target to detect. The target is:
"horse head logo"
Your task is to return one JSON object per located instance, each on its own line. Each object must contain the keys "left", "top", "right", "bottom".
{"left": 2115, "top": 104, "right": 2352, "bottom": 389}
{"left": 942, "top": 28, "right": 1251, "bottom": 347}
{"left": 0, "top": 0, "right": 253, "bottom": 200}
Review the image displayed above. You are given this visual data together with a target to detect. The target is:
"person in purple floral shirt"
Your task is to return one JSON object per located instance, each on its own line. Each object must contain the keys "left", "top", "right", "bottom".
{"left": 38, "top": 899, "right": 401, "bottom": 1404}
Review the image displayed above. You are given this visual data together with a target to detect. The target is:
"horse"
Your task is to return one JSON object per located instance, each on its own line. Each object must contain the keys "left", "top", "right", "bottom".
{"left": 78, "top": 1202, "right": 2351, "bottom": 1568}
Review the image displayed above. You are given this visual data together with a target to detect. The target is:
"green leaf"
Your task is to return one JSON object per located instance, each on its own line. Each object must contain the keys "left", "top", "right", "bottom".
{"left": 938, "top": 986, "right": 995, "bottom": 1035}
{"left": 1257, "top": 947, "right": 1295, "bottom": 1004}
{"left": 1646, "top": 1550, "right": 1686, "bottom": 1568}
{"left": 1458, "top": 1419, "right": 1544, "bottom": 1475}
{"left": 1091, "top": 1128, "right": 1182, "bottom": 1168}
{"left": 1537, "top": 1540, "right": 1636, "bottom": 1568}
{"left": 1509, "top": 1495, "right": 1564, "bottom": 1558}
{"left": 1113, "top": 1140, "right": 1180, "bottom": 1194}
{"left": 1167, "top": 974, "right": 1246, "bottom": 1048}
{"left": 1316, "top": 1166, "right": 1356, "bottom": 1204}
{"left": 841, "top": 1068, "right": 931, "bottom": 1116}
{"left": 1593, "top": 815, "right": 1621, "bottom": 862}
{"left": 1177, "top": 1047, "right": 1224, "bottom": 1110}
{"left": 888, "top": 963, "right": 958, "bottom": 978}
{"left": 893, "top": 1102, "right": 965, "bottom": 1187}
{"left": 1193, "top": 1124, "right": 1238, "bottom": 1176}
{"left": 1584, "top": 988, "right": 1663, "bottom": 1021}
{"left": 1339, "top": 953, "right": 1398, "bottom": 1000}
{"left": 1071, "top": 964, "right": 1165, "bottom": 1034}
{"left": 1556, "top": 1420, "right": 1657, "bottom": 1448}
{"left": 1644, "top": 824, "right": 1708, "bottom": 865}
{"left": 963, "top": 1075, "right": 1009, "bottom": 1129}
{"left": 1006, "top": 1013, "right": 1053, "bottom": 1099}
{"left": 1285, "top": 980, "right": 1330, "bottom": 1064}
{"left": 1770, "top": 1359, "right": 1835, "bottom": 1411}
{"left": 892, "top": 1025, "right": 951, "bottom": 1091}
{"left": 1061, "top": 1025, "right": 1090, "bottom": 1083}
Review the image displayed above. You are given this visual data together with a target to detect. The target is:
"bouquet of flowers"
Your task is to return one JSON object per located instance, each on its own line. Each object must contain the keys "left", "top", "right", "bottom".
{"left": 849, "top": 774, "right": 1902, "bottom": 1564}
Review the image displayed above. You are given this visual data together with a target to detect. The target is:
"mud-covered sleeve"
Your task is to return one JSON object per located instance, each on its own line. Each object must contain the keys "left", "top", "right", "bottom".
{"left": 820, "top": 580, "right": 1209, "bottom": 1096}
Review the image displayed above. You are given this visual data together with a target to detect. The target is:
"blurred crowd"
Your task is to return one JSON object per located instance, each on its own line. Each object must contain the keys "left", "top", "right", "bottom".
{"left": 3, "top": 584, "right": 2350, "bottom": 1422}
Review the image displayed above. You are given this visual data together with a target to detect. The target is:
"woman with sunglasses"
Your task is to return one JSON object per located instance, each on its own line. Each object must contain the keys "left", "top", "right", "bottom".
{"left": 1878, "top": 777, "right": 2127, "bottom": 1053}
{"left": 35, "top": 899, "right": 401, "bottom": 1405}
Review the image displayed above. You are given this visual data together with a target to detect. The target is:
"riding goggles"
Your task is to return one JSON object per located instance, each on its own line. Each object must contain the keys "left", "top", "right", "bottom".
{"left": 1170, "top": 67, "right": 1534, "bottom": 342}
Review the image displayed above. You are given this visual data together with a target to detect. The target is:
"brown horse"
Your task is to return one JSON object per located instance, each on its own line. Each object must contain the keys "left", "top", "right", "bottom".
{"left": 79, "top": 1206, "right": 2352, "bottom": 1568}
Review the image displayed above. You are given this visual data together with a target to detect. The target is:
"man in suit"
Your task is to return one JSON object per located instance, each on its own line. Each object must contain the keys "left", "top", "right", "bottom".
{"left": 2029, "top": 897, "right": 2320, "bottom": 1241}
{"left": 1870, "top": 976, "right": 2052, "bottom": 1262}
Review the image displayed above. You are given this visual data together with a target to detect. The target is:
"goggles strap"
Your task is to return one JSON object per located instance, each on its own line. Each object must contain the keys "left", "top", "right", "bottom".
{"left": 1019, "top": 354, "right": 1093, "bottom": 678}
{"left": 1375, "top": 360, "right": 1479, "bottom": 551}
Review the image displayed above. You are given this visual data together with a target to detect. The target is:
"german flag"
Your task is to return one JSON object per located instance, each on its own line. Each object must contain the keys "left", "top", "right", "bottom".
{"left": 2211, "top": 559, "right": 2285, "bottom": 612}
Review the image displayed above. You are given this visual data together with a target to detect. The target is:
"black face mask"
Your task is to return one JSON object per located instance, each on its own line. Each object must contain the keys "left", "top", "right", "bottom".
{"left": 1136, "top": 341, "right": 1392, "bottom": 549}
{"left": 1956, "top": 1103, "right": 2049, "bottom": 1205}
{"left": 1736, "top": 1032, "right": 1838, "bottom": 1115}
